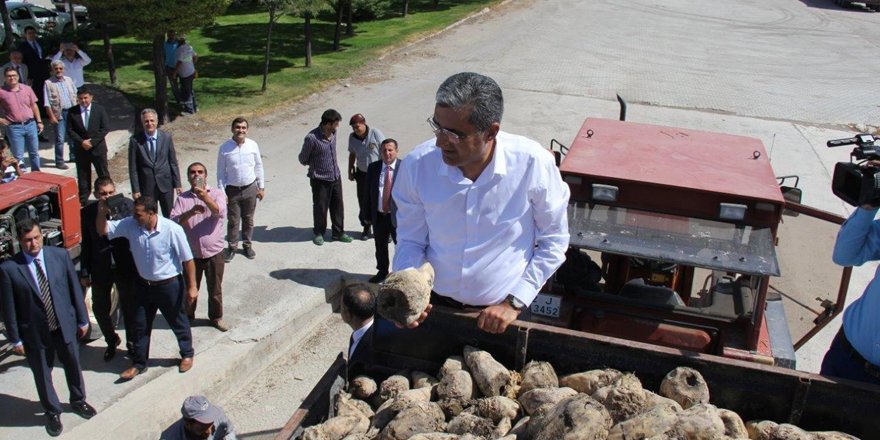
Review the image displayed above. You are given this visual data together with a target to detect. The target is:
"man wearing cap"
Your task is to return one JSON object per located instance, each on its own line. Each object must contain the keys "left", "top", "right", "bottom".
{"left": 347, "top": 113, "right": 385, "bottom": 240}
{"left": 160, "top": 395, "right": 237, "bottom": 440}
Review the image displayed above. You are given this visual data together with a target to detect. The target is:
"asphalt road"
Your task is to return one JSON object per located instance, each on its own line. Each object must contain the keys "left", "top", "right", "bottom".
{"left": 2, "top": 0, "right": 880, "bottom": 438}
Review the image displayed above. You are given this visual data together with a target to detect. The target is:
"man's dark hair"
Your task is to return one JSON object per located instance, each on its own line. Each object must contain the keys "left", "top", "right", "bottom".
{"left": 187, "top": 161, "right": 207, "bottom": 176}
{"left": 24, "top": 26, "right": 36, "bottom": 34}
{"left": 3, "top": 66, "right": 17, "bottom": 75}
{"left": 134, "top": 195, "right": 159, "bottom": 214}
{"left": 94, "top": 175, "right": 115, "bottom": 190}
{"left": 320, "top": 109, "right": 342, "bottom": 127}
{"left": 342, "top": 283, "right": 375, "bottom": 321}
{"left": 76, "top": 86, "right": 92, "bottom": 96}
{"left": 16, "top": 218, "right": 40, "bottom": 239}
{"left": 435, "top": 72, "right": 504, "bottom": 132}
{"left": 231, "top": 116, "right": 248, "bottom": 129}
{"left": 381, "top": 138, "right": 398, "bottom": 149}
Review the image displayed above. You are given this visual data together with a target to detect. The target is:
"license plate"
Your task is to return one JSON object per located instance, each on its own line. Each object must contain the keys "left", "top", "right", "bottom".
{"left": 530, "top": 294, "right": 562, "bottom": 318}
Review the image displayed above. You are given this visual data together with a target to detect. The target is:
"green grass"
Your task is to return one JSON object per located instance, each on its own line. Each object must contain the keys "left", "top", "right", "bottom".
{"left": 81, "top": 0, "right": 499, "bottom": 121}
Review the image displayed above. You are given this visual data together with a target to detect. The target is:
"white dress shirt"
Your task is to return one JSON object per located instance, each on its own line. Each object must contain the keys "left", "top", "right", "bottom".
{"left": 349, "top": 319, "right": 373, "bottom": 359}
{"left": 392, "top": 131, "right": 570, "bottom": 307}
{"left": 216, "top": 138, "right": 265, "bottom": 189}
{"left": 50, "top": 50, "right": 92, "bottom": 87}
{"left": 378, "top": 159, "right": 398, "bottom": 214}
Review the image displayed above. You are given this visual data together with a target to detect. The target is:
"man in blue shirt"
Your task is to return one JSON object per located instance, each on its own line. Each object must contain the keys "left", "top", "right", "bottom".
{"left": 164, "top": 30, "right": 180, "bottom": 104}
{"left": 821, "top": 202, "right": 880, "bottom": 385}
{"left": 97, "top": 195, "right": 198, "bottom": 381}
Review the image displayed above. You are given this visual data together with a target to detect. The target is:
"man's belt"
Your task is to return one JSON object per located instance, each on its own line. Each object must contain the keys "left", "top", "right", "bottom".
{"left": 7, "top": 118, "right": 34, "bottom": 125}
{"left": 225, "top": 180, "right": 256, "bottom": 190}
{"left": 138, "top": 275, "right": 179, "bottom": 286}
{"left": 836, "top": 329, "right": 880, "bottom": 379}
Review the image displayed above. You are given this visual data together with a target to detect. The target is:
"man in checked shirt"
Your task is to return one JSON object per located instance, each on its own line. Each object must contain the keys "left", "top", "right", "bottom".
{"left": 217, "top": 117, "right": 265, "bottom": 262}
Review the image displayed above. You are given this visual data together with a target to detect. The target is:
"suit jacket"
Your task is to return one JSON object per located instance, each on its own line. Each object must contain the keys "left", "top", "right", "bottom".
{"left": 347, "top": 326, "right": 373, "bottom": 381}
{"left": 17, "top": 40, "right": 48, "bottom": 82}
{"left": 67, "top": 103, "right": 110, "bottom": 157}
{"left": 0, "top": 247, "right": 88, "bottom": 349}
{"left": 1, "top": 62, "right": 28, "bottom": 84}
{"left": 367, "top": 159, "right": 401, "bottom": 227}
{"left": 80, "top": 200, "right": 137, "bottom": 285}
{"left": 128, "top": 129, "right": 181, "bottom": 194}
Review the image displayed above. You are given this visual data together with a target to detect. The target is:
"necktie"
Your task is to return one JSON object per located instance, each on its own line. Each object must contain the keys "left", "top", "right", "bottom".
{"left": 31, "top": 41, "right": 40, "bottom": 59}
{"left": 149, "top": 137, "right": 156, "bottom": 160}
{"left": 382, "top": 165, "right": 393, "bottom": 213}
{"left": 83, "top": 107, "right": 89, "bottom": 127}
{"left": 34, "top": 258, "right": 59, "bottom": 331}
{"left": 349, "top": 334, "right": 355, "bottom": 358}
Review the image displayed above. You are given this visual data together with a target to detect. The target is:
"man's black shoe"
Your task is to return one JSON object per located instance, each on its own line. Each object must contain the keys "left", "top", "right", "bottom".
{"left": 224, "top": 247, "right": 236, "bottom": 263}
{"left": 243, "top": 245, "right": 256, "bottom": 259}
{"left": 45, "top": 413, "right": 62, "bottom": 437}
{"left": 368, "top": 272, "right": 388, "bottom": 283}
{"left": 104, "top": 334, "right": 121, "bottom": 361}
{"left": 70, "top": 401, "right": 97, "bottom": 419}
{"left": 361, "top": 225, "right": 371, "bottom": 240}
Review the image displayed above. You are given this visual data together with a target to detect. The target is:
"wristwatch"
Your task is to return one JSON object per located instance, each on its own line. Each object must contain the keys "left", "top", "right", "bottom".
{"left": 505, "top": 294, "right": 526, "bottom": 310}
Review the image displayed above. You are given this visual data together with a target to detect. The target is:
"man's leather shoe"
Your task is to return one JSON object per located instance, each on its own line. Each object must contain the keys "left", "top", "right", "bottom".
{"left": 104, "top": 334, "right": 122, "bottom": 361}
{"left": 45, "top": 413, "right": 62, "bottom": 437}
{"left": 211, "top": 319, "right": 230, "bottom": 332}
{"left": 368, "top": 272, "right": 388, "bottom": 283}
{"left": 361, "top": 225, "right": 371, "bottom": 240}
{"left": 70, "top": 400, "right": 97, "bottom": 419}
{"left": 179, "top": 357, "right": 194, "bottom": 373}
{"left": 224, "top": 247, "right": 236, "bottom": 263}
{"left": 119, "top": 366, "right": 146, "bottom": 381}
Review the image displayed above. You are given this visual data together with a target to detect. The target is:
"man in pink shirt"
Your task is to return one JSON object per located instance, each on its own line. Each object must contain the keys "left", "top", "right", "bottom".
{"left": 170, "top": 162, "right": 229, "bottom": 332}
{"left": 0, "top": 66, "right": 44, "bottom": 171}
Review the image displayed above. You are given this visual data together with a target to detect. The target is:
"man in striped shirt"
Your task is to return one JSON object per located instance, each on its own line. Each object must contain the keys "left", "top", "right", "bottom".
{"left": 299, "top": 109, "right": 353, "bottom": 245}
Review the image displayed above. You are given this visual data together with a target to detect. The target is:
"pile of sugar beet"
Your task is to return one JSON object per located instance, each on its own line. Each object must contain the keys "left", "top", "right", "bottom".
{"left": 301, "top": 345, "right": 859, "bottom": 440}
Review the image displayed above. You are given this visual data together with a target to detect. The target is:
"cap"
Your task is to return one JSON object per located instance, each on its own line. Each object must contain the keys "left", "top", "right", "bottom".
{"left": 349, "top": 113, "right": 366, "bottom": 125}
{"left": 181, "top": 395, "right": 220, "bottom": 424}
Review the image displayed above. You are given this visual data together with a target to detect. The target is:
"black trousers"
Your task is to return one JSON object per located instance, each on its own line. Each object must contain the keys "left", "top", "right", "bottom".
{"left": 91, "top": 276, "right": 137, "bottom": 346}
{"left": 25, "top": 329, "right": 85, "bottom": 415}
{"left": 354, "top": 169, "right": 370, "bottom": 227}
{"left": 142, "top": 184, "right": 174, "bottom": 217}
{"left": 75, "top": 151, "right": 109, "bottom": 204}
{"left": 310, "top": 178, "right": 344, "bottom": 237}
{"left": 373, "top": 212, "right": 397, "bottom": 273}
{"left": 131, "top": 276, "right": 194, "bottom": 369}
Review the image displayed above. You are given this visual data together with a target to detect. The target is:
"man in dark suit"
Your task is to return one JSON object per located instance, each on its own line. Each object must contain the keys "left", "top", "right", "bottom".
{"left": 340, "top": 283, "right": 374, "bottom": 381}
{"left": 366, "top": 139, "right": 401, "bottom": 283}
{"left": 17, "top": 27, "right": 48, "bottom": 105}
{"left": 80, "top": 176, "right": 137, "bottom": 361}
{"left": 66, "top": 86, "right": 110, "bottom": 205}
{"left": 129, "top": 108, "right": 181, "bottom": 217}
{"left": 0, "top": 219, "right": 97, "bottom": 436}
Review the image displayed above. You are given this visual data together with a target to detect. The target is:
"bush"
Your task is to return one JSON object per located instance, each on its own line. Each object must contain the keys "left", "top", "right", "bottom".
{"left": 352, "top": 0, "right": 394, "bottom": 21}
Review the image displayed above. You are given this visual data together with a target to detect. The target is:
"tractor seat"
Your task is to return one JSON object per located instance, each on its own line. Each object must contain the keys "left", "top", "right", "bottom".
{"left": 619, "top": 278, "right": 686, "bottom": 307}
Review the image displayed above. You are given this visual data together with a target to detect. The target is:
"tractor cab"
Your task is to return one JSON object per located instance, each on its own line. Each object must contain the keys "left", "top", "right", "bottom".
{"left": 525, "top": 118, "right": 851, "bottom": 368}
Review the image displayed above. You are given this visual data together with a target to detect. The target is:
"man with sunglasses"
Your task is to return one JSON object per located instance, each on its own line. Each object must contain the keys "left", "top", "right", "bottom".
{"left": 392, "top": 72, "right": 570, "bottom": 334}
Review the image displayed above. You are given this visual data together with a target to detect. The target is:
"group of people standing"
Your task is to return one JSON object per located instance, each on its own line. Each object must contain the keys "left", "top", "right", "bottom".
{"left": 299, "top": 111, "right": 401, "bottom": 283}
{"left": 0, "top": 113, "right": 264, "bottom": 436}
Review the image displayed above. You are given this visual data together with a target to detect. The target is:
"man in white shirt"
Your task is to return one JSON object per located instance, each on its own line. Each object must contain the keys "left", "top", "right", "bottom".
{"left": 392, "top": 72, "right": 570, "bottom": 334}
{"left": 50, "top": 42, "right": 91, "bottom": 87}
{"left": 174, "top": 35, "right": 198, "bottom": 114}
{"left": 340, "top": 283, "right": 374, "bottom": 380}
{"left": 217, "top": 117, "right": 265, "bottom": 262}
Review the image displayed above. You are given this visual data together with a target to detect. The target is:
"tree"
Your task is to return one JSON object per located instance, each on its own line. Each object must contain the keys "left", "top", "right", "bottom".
{"left": 332, "top": 0, "right": 343, "bottom": 51}
{"left": 402, "top": 0, "right": 409, "bottom": 17}
{"left": 291, "top": 0, "right": 329, "bottom": 68}
{"left": 260, "top": 0, "right": 293, "bottom": 91}
{"left": 0, "top": 2, "right": 13, "bottom": 51}
{"left": 78, "top": 0, "right": 231, "bottom": 123}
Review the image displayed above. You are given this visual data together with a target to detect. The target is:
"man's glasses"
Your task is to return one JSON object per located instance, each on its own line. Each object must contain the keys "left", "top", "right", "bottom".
{"left": 427, "top": 117, "right": 482, "bottom": 145}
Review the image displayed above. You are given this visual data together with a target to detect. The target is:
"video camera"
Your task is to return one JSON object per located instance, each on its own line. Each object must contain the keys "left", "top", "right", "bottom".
{"left": 828, "top": 133, "right": 880, "bottom": 207}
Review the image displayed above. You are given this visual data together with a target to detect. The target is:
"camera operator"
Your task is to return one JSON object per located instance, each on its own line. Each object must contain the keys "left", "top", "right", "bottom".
{"left": 821, "top": 160, "right": 880, "bottom": 385}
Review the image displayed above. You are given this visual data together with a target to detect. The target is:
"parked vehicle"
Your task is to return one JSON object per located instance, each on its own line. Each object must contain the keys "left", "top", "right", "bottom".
{"left": 50, "top": 0, "right": 88, "bottom": 23}
{"left": 0, "top": 18, "right": 21, "bottom": 47}
{"left": 7, "top": 1, "right": 72, "bottom": 37}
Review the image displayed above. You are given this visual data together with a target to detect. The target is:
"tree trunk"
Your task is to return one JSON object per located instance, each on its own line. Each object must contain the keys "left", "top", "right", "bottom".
{"left": 102, "top": 24, "right": 117, "bottom": 86}
{"left": 152, "top": 34, "right": 169, "bottom": 123}
{"left": 66, "top": 0, "right": 77, "bottom": 30}
{"left": 333, "top": 0, "right": 342, "bottom": 51}
{"left": 433, "top": 0, "right": 440, "bottom": 9}
{"left": 345, "top": 0, "right": 353, "bottom": 36}
{"left": 0, "top": 2, "right": 13, "bottom": 51}
{"left": 304, "top": 15, "right": 313, "bottom": 68}
{"left": 403, "top": 0, "right": 409, "bottom": 17}
{"left": 262, "top": 8, "right": 276, "bottom": 92}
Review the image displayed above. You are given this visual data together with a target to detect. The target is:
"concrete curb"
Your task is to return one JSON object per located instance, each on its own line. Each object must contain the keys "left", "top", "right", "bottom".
{"left": 63, "top": 278, "right": 347, "bottom": 439}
